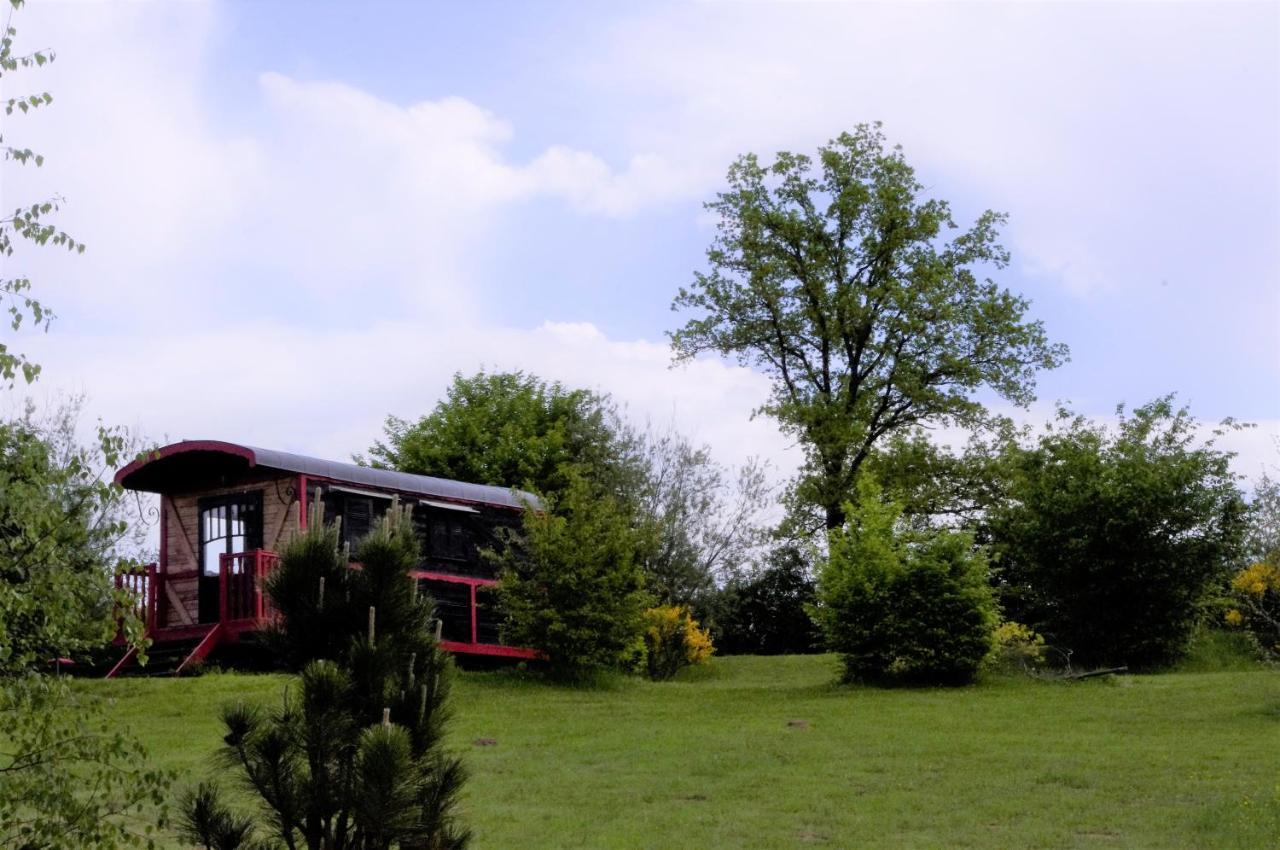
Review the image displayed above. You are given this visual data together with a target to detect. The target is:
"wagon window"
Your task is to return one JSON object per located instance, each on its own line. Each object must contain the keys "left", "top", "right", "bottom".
{"left": 198, "top": 492, "right": 263, "bottom": 576}
{"left": 423, "top": 513, "right": 474, "bottom": 562}
{"left": 322, "top": 490, "right": 390, "bottom": 556}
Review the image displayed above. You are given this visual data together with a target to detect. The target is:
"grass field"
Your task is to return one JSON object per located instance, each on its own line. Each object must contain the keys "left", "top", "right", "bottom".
{"left": 83, "top": 653, "right": 1279, "bottom": 849}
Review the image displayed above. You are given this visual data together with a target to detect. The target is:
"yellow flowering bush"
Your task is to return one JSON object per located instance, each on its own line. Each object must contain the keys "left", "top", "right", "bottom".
{"left": 990, "top": 621, "right": 1047, "bottom": 672}
{"left": 642, "top": 605, "right": 714, "bottom": 681}
{"left": 1225, "top": 561, "right": 1280, "bottom": 658}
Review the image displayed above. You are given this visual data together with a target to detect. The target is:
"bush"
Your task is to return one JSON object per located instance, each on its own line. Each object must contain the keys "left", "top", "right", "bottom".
{"left": 812, "top": 481, "right": 997, "bottom": 686}
{"left": 990, "top": 398, "right": 1248, "bottom": 669}
{"left": 713, "top": 545, "right": 822, "bottom": 656}
{"left": 1225, "top": 561, "right": 1280, "bottom": 659}
{"left": 491, "top": 473, "right": 650, "bottom": 678}
{"left": 989, "top": 621, "right": 1048, "bottom": 672}
{"left": 641, "top": 605, "right": 714, "bottom": 681}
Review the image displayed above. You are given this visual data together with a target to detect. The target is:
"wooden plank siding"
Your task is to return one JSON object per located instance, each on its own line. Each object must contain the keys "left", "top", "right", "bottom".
{"left": 159, "top": 472, "right": 301, "bottom": 628}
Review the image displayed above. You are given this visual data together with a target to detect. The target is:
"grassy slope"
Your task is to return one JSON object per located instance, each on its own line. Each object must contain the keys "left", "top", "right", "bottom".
{"left": 87, "top": 654, "right": 1279, "bottom": 849}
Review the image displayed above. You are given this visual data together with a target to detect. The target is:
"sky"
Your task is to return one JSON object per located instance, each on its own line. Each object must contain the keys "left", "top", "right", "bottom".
{"left": 3, "top": 0, "right": 1278, "bottom": 489}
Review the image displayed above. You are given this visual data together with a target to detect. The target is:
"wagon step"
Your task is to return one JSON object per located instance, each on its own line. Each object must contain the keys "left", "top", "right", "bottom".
{"left": 104, "top": 625, "right": 223, "bottom": 678}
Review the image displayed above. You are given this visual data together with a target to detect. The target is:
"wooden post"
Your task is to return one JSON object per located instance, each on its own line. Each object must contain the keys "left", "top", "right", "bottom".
{"left": 254, "top": 550, "right": 264, "bottom": 621}
{"left": 469, "top": 583, "right": 478, "bottom": 644}
{"left": 146, "top": 563, "right": 158, "bottom": 634}
{"left": 219, "top": 554, "right": 229, "bottom": 624}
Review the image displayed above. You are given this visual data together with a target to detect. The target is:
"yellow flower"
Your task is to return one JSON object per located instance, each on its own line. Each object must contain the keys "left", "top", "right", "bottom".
{"left": 1231, "top": 563, "right": 1280, "bottom": 598}
{"left": 1224, "top": 608, "right": 1244, "bottom": 627}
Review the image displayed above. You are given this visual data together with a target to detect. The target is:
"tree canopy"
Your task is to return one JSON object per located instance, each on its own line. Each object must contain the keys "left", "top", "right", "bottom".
{"left": 369, "top": 370, "right": 772, "bottom": 610}
{"left": 670, "top": 123, "right": 1066, "bottom": 530}
{"left": 365, "top": 369, "right": 639, "bottom": 501}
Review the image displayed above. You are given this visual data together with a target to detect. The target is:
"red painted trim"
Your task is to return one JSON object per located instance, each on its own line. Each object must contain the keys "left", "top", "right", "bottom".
{"left": 439, "top": 640, "right": 540, "bottom": 660}
{"left": 104, "top": 646, "right": 138, "bottom": 679}
{"left": 114, "top": 440, "right": 257, "bottom": 486}
{"left": 158, "top": 496, "right": 169, "bottom": 626}
{"left": 469, "top": 583, "right": 478, "bottom": 644}
{"left": 411, "top": 570, "right": 497, "bottom": 588}
{"left": 298, "top": 474, "right": 308, "bottom": 529}
{"left": 218, "top": 556, "right": 229, "bottom": 624}
{"left": 175, "top": 624, "right": 222, "bottom": 676}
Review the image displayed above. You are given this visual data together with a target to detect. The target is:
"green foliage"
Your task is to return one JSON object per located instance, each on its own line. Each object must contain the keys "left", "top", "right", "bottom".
{"left": 369, "top": 371, "right": 773, "bottom": 610}
{"left": 712, "top": 544, "right": 822, "bottom": 655}
{"left": 0, "top": 406, "right": 162, "bottom": 847}
{"left": 812, "top": 479, "right": 997, "bottom": 685}
{"left": 989, "top": 621, "right": 1048, "bottom": 674}
{"left": 856, "top": 424, "right": 1012, "bottom": 534}
{"left": 0, "top": 676, "right": 172, "bottom": 850}
{"left": 1177, "top": 628, "right": 1264, "bottom": 673}
{"left": 640, "top": 605, "right": 714, "bottom": 681}
{"left": 187, "top": 504, "right": 469, "bottom": 850}
{"left": 177, "top": 783, "right": 254, "bottom": 850}
{"left": 631, "top": 426, "right": 773, "bottom": 607}
{"left": 671, "top": 123, "right": 1066, "bottom": 532}
{"left": 0, "top": 405, "right": 138, "bottom": 673}
{"left": 262, "top": 503, "right": 354, "bottom": 669}
{"left": 1243, "top": 465, "right": 1280, "bottom": 566}
{"left": 365, "top": 369, "right": 640, "bottom": 501}
{"left": 990, "top": 397, "right": 1248, "bottom": 669}
{"left": 0, "top": 1, "right": 83, "bottom": 386}
{"left": 492, "top": 474, "right": 650, "bottom": 678}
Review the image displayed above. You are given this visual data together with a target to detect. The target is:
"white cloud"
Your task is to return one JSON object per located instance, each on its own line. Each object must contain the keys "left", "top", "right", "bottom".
{"left": 581, "top": 2, "right": 1278, "bottom": 299}
{"left": 4, "top": 0, "right": 1274, "bottom": 511}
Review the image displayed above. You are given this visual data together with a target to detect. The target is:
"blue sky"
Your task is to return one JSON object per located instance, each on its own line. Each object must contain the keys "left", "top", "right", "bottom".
{"left": 5, "top": 0, "right": 1278, "bottom": 482}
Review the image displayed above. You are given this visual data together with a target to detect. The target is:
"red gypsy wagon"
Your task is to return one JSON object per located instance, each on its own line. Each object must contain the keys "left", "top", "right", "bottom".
{"left": 108, "top": 440, "right": 538, "bottom": 676}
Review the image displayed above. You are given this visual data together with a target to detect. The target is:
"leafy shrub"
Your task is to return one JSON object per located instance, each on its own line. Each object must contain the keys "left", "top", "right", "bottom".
{"left": 990, "top": 398, "right": 1248, "bottom": 669}
{"left": 491, "top": 473, "right": 650, "bottom": 678}
{"left": 641, "top": 605, "right": 714, "bottom": 681}
{"left": 713, "top": 545, "right": 823, "bottom": 655}
{"left": 990, "top": 621, "right": 1048, "bottom": 672}
{"left": 1225, "top": 561, "right": 1280, "bottom": 659}
{"left": 812, "top": 481, "right": 997, "bottom": 686}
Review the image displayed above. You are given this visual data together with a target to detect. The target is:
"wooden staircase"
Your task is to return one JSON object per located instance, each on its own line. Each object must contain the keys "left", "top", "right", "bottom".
{"left": 105, "top": 624, "right": 224, "bottom": 678}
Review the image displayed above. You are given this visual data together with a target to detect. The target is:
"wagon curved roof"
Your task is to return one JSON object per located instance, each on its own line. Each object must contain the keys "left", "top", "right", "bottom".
{"left": 114, "top": 439, "right": 539, "bottom": 510}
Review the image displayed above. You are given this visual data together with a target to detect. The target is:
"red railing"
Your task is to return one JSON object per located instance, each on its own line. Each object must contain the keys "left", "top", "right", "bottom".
{"left": 219, "top": 550, "right": 280, "bottom": 623}
{"left": 412, "top": 570, "right": 539, "bottom": 660}
{"left": 115, "top": 562, "right": 157, "bottom": 635}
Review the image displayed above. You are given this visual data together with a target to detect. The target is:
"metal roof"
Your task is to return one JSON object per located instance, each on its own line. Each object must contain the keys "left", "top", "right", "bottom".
{"left": 114, "top": 440, "right": 540, "bottom": 510}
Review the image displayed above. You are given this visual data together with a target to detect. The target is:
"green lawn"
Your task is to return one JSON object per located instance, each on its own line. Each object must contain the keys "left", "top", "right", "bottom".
{"left": 84, "top": 655, "right": 1279, "bottom": 849}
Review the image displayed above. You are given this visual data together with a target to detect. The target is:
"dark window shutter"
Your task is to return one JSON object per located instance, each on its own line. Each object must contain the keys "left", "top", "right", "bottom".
{"left": 345, "top": 497, "right": 373, "bottom": 548}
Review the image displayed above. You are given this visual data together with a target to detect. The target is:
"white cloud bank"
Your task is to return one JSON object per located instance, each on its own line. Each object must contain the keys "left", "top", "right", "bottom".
{"left": 3, "top": 0, "right": 1275, "bottom": 498}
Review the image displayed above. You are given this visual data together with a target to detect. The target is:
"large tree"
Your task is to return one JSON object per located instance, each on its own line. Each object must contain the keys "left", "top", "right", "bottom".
{"left": 670, "top": 123, "right": 1067, "bottom": 531}
{"left": 368, "top": 371, "right": 772, "bottom": 609}
{"left": 364, "top": 369, "right": 643, "bottom": 502}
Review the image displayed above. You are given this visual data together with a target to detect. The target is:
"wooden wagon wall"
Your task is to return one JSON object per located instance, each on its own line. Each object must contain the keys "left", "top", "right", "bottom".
{"left": 158, "top": 472, "right": 301, "bottom": 628}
